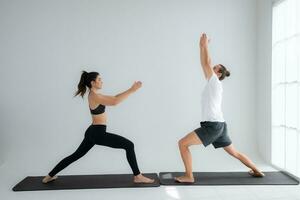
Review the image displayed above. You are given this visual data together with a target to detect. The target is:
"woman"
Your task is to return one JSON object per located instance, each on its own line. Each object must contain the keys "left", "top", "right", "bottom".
{"left": 175, "top": 33, "right": 265, "bottom": 183}
{"left": 42, "top": 71, "right": 154, "bottom": 184}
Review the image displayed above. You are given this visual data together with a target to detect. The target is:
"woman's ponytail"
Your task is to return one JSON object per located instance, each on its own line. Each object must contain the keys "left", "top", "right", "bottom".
{"left": 74, "top": 71, "right": 88, "bottom": 98}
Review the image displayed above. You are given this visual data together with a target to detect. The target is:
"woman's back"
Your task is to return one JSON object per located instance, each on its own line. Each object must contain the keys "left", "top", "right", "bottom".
{"left": 88, "top": 92, "right": 107, "bottom": 125}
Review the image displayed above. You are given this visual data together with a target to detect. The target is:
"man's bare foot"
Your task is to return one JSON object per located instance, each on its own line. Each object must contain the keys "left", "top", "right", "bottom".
{"left": 174, "top": 175, "right": 195, "bottom": 183}
{"left": 134, "top": 174, "right": 155, "bottom": 183}
{"left": 42, "top": 175, "right": 58, "bottom": 183}
{"left": 248, "top": 170, "right": 265, "bottom": 177}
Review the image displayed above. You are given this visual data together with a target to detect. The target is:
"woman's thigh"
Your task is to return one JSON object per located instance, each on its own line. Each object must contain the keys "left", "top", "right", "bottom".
{"left": 94, "top": 132, "right": 133, "bottom": 149}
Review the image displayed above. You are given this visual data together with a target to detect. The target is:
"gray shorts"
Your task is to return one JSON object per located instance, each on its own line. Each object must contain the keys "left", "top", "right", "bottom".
{"left": 194, "top": 121, "right": 232, "bottom": 148}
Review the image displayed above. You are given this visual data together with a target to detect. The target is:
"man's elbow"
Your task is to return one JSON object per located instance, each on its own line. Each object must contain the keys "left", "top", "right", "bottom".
{"left": 204, "top": 61, "right": 212, "bottom": 69}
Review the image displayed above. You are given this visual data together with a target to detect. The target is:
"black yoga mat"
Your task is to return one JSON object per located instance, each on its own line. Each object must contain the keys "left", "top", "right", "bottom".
{"left": 159, "top": 171, "right": 299, "bottom": 185}
{"left": 13, "top": 173, "right": 160, "bottom": 191}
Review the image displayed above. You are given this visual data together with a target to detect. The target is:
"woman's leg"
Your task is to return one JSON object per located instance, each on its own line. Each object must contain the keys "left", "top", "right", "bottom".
{"left": 46, "top": 137, "right": 94, "bottom": 178}
{"left": 95, "top": 132, "right": 154, "bottom": 183}
{"left": 223, "top": 144, "right": 264, "bottom": 176}
{"left": 176, "top": 131, "right": 202, "bottom": 183}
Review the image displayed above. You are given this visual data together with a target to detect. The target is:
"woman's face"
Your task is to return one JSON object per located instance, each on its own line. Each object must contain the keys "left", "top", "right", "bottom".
{"left": 92, "top": 75, "right": 103, "bottom": 89}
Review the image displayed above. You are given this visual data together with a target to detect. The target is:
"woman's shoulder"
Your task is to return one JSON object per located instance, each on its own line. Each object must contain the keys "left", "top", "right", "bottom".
{"left": 89, "top": 91, "right": 103, "bottom": 98}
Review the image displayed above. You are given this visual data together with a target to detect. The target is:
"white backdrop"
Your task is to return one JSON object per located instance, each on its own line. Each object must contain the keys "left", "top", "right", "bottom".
{"left": 0, "top": 0, "right": 261, "bottom": 176}
{"left": 256, "top": 0, "right": 273, "bottom": 164}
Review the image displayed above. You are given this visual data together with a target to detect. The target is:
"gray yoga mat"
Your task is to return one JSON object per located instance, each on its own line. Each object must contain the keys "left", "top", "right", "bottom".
{"left": 159, "top": 171, "right": 299, "bottom": 185}
{"left": 13, "top": 173, "right": 160, "bottom": 191}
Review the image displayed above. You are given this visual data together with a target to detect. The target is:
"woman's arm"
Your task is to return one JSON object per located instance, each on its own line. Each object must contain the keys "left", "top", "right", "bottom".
{"left": 199, "top": 33, "right": 213, "bottom": 80}
{"left": 92, "top": 81, "right": 142, "bottom": 106}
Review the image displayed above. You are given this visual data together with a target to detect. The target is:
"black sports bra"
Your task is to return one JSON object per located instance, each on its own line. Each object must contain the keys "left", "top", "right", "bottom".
{"left": 90, "top": 104, "right": 106, "bottom": 115}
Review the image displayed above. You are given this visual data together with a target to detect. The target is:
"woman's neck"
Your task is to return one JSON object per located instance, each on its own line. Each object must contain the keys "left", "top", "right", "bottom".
{"left": 90, "top": 88, "right": 98, "bottom": 94}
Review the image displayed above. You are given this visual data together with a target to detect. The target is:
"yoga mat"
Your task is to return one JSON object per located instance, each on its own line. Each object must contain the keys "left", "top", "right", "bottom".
{"left": 159, "top": 171, "right": 299, "bottom": 185}
{"left": 13, "top": 173, "right": 160, "bottom": 191}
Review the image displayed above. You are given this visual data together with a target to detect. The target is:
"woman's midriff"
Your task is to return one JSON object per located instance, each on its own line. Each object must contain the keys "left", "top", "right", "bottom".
{"left": 91, "top": 112, "right": 107, "bottom": 125}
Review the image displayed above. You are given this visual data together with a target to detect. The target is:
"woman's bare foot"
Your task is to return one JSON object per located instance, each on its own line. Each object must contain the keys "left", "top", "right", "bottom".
{"left": 248, "top": 170, "right": 265, "bottom": 177}
{"left": 174, "top": 175, "right": 195, "bottom": 183}
{"left": 42, "top": 175, "right": 58, "bottom": 183}
{"left": 134, "top": 174, "right": 155, "bottom": 183}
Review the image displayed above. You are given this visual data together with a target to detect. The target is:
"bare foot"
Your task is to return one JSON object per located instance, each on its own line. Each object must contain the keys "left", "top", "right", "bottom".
{"left": 174, "top": 175, "right": 195, "bottom": 183}
{"left": 134, "top": 174, "right": 155, "bottom": 183}
{"left": 42, "top": 175, "right": 58, "bottom": 183}
{"left": 248, "top": 170, "right": 265, "bottom": 177}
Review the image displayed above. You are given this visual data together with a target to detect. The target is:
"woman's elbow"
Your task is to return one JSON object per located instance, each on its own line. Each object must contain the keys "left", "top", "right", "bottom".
{"left": 111, "top": 98, "right": 119, "bottom": 106}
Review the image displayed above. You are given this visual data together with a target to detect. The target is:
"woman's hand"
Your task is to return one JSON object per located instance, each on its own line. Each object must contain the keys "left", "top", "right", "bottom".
{"left": 130, "top": 81, "right": 142, "bottom": 92}
{"left": 199, "top": 33, "right": 210, "bottom": 48}
{"left": 112, "top": 81, "right": 142, "bottom": 105}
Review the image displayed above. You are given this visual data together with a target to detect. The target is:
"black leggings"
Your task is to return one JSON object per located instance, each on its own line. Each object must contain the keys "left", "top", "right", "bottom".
{"left": 48, "top": 124, "right": 141, "bottom": 177}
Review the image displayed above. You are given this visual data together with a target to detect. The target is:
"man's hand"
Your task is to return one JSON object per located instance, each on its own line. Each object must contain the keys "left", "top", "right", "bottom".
{"left": 199, "top": 33, "right": 210, "bottom": 48}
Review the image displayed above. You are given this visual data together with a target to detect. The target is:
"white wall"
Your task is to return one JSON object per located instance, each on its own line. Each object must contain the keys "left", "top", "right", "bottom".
{"left": 256, "top": 0, "right": 273, "bottom": 163}
{"left": 0, "top": 0, "right": 260, "bottom": 175}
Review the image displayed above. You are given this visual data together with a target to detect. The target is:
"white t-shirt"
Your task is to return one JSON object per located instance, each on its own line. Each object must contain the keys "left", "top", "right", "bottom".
{"left": 201, "top": 73, "right": 225, "bottom": 122}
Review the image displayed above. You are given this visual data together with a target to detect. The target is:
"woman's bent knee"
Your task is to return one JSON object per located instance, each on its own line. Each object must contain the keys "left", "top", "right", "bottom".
{"left": 124, "top": 140, "right": 134, "bottom": 150}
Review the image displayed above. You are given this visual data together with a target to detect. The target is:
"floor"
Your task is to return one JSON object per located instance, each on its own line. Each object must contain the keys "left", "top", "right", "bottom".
{"left": 1, "top": 162, "right": 300, "bottom": 200}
